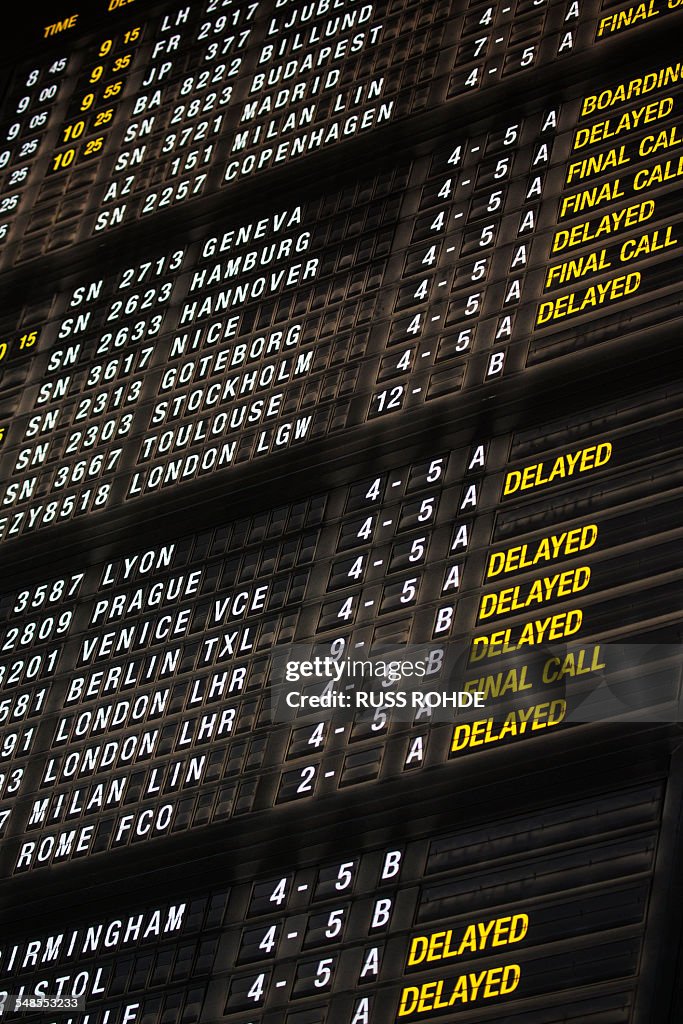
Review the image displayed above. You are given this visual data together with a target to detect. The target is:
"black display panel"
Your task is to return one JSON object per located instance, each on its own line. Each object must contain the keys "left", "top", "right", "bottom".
{"left": 0, "top": 3, "right": 682, "bottom": 1024}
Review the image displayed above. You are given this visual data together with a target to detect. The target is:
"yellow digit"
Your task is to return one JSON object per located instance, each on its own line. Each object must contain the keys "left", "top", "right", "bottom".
{"left": 84, "top": 137, "right": 104, "bottom": 156}
{"left": 51, "top": 149, "right": 75, "bottom": 171}
{"left": 94, "top": 108, "right": 114, "bottom": 127}
{"left": 62, "top": 120, "right": 85, "bottom": 142}
{"left": 19, "top": 331, "right": 38, "bottom": 349}
{"left": 103, "top": 81, "right": 123, "bottom": 99}
{"left": 89, "top": 65, "right": 103, "bottom": 83}
{"left": 99, "top": 39, "right": 113, "bottom": 57}
{"left": 80, "top": 93, "right": 94, "bottom": 111}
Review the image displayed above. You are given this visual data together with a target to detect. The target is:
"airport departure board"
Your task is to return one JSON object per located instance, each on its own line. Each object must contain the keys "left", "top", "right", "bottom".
{"left": 0, "top": 2, "right": 682, "bottom": 1023}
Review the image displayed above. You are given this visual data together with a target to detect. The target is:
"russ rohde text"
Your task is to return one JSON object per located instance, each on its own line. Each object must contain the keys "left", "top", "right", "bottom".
{"left": 285, "top": 690, "right": 485, "bottom": 709}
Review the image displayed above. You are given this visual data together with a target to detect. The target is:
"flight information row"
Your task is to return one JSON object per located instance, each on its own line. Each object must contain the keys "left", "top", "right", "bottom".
{"left": 0, "top": 386, "right": 679, "bottom": 875}
{"left": 2, "top": 380, "right": 679, "bottom": 635}
{"left": 0, "top": 778, "right": 664, "bottom": 1024}
{"left": 0, "top": 0, "right": 679, "bottom": 265}
{"left": 1, "top": 68, "right": 681, "bottom": 541}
